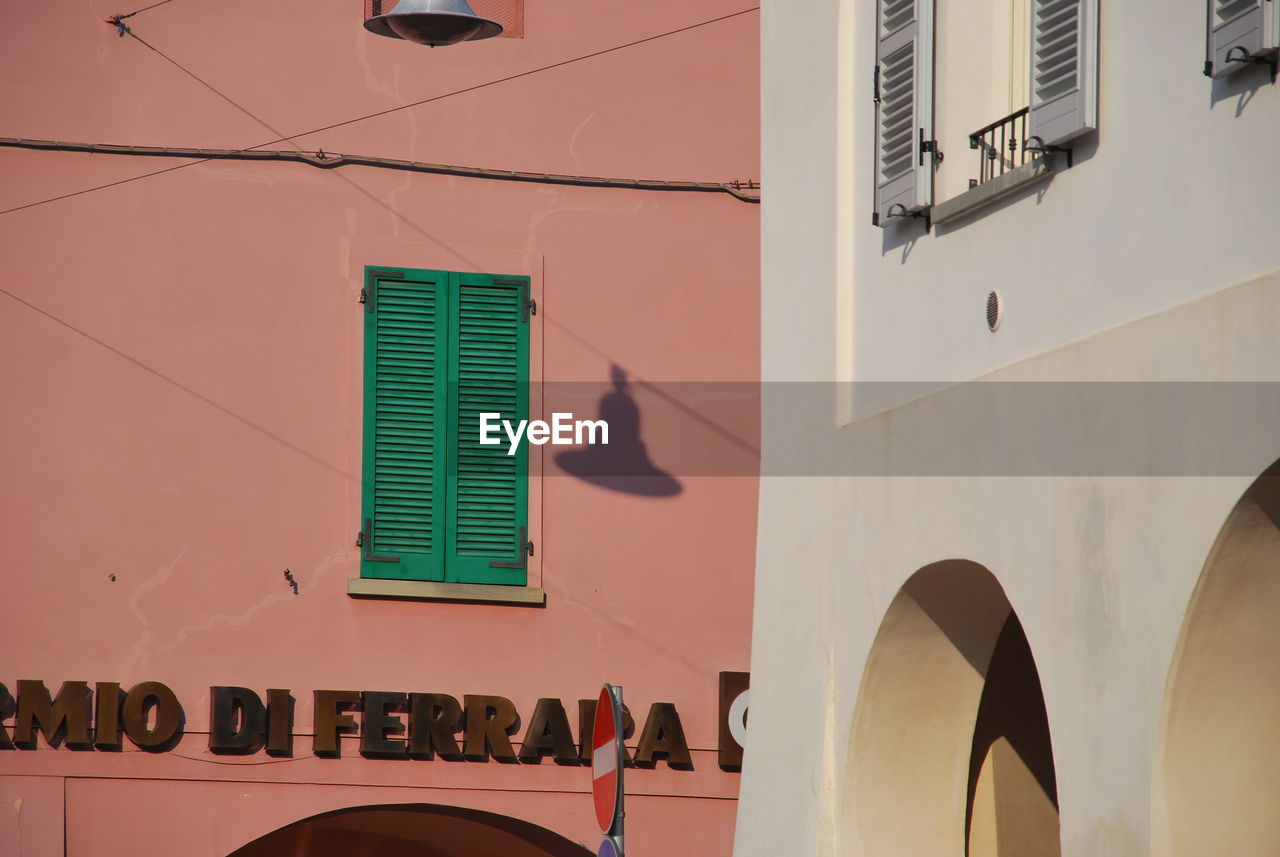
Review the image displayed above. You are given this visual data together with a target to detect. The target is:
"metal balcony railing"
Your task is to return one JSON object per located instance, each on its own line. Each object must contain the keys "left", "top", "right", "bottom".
{"left": 968, "top": 107, "right": 1029, "bottom": 188}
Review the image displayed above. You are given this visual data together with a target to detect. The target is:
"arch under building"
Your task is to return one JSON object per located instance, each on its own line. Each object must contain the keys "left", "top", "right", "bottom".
{"left": 848, "top": 560, "right": 1060, "bottom": 857}
{"left": 229, "top": 804, "right": 594, "bottom": 857}
{"left": 1155, "top": 463, "right": 1280, "bottom": 857}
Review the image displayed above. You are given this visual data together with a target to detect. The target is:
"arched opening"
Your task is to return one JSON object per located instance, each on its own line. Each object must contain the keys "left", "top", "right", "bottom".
{"left": 228, "top": 804, "right": 594, "bottom": 857}
{"left": 848, "top": 560, "right": 1060, "bottom": 857}
{"left": 1155, "top": 464, "right": 1280, "bottom": 856}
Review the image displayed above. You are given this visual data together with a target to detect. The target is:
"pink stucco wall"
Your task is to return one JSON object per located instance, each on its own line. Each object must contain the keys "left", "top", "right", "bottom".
{"left": 0, "top": 1, "right": 758, "bottom": 854}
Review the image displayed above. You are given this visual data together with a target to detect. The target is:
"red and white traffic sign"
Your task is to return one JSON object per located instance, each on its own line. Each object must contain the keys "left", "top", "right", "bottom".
{"left": 591, "top": 684, "right": 624, "bottom": 837}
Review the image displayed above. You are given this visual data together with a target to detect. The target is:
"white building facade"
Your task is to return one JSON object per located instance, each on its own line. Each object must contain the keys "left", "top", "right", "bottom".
{"left": 738, "top": 1, "right": 1280, "bottom": 856}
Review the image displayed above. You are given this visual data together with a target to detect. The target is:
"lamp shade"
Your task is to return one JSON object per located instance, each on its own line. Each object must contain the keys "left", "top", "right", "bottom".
{"left": 364, "top": 0, "right": 503, "bottom": 46}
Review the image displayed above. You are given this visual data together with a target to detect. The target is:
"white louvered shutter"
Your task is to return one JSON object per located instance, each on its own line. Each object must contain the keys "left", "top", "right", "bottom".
{"left": 1027, "top": 0, "right": 1098, "bottom": 147}
{"left": 1206, "top": 0, "right": 1277, "bottom": 78}
{"left": 874, "top": 0, "right": 933, "bottom": 225}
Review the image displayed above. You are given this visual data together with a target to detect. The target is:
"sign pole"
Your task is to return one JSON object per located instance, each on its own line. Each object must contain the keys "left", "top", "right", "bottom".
{"left": 610, "top": 684, "right": 624, "bottom": 856}
{"left": 592, "top": 683, "right": 625, "bottom": 857}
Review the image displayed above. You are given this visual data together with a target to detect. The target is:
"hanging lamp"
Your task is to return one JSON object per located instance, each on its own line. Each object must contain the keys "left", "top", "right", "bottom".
{"left": 364, "top": 0, "right": 502, "bottom": 47}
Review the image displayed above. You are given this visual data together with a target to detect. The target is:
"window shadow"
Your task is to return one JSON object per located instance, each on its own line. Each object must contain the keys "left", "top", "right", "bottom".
{"left": 880, "top": 214, "right": 928, "bottom": 261}
{"left": 553, "top": 365, "right": 682, "bottom": 497}
{"left": 1065, "top": 128, "right": 1100, "bottom": 168}
{"left": 1209, "top": 62, "right": 1273, "bottom": 113}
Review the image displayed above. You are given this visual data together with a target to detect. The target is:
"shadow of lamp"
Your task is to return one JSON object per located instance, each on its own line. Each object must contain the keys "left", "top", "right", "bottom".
{"left": 555, "top": 366, "right": 683, "bottom": 498}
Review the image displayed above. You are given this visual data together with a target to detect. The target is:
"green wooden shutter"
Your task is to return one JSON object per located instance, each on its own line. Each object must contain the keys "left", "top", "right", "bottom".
{"left": 360, "top": 267, "right": 448, "bottom": 581}
{"left": 444, "top": 272, "right": 530, "bottom": 585}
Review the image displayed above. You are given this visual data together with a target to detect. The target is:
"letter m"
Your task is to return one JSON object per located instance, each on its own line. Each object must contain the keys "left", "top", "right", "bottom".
{"left": 576, "top": 419, "right": 609, "bottom": 445}
{"left": 13, "top": 680, "right": 94, "bottom": 749}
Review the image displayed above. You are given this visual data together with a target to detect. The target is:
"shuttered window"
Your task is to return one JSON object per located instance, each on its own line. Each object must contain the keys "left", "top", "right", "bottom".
{"left": 1027, "top": 0, "right": 1098, "bottom": 147}
{"left": 1206, "top": 0, "right": 1278, "bottom": 77}
{"left": 361, "top": 267, "right": 530, "bottom": 586}
{"left": 872, "top": 0, "right": 1101, "bottom": 225}
{"left": 874, "top": 0, "right": 934, "bottom": 224}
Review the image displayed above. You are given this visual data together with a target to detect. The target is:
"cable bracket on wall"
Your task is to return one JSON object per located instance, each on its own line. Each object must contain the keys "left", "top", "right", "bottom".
{"left": 106, "top": 15, "right": 132, "bottom": 36}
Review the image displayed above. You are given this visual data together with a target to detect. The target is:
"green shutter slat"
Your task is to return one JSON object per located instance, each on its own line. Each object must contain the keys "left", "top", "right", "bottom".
{"left": 444, "top": 273, "right": 530, "bottom": 585}
{"left": 360, "top": 269, "right": 447, "bottom": 581}
{"left": 373, "top": 427, "right": 432, "bottom": 438}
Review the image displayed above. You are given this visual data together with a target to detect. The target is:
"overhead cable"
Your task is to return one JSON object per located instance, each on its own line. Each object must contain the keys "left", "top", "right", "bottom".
{"left": 106, "top": 0, "right": 179, "bottom": 36}
{"left": 0, "top": 6, "right": 760, "bottom": 216}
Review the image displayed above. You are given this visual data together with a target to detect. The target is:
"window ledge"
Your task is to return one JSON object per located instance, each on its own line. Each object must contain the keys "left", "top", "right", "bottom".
{"left": 347, "top": 578, "right": 546, "bottom": 606}
{"left": 931, "top": 156, "right": 1055, "bottom": 226}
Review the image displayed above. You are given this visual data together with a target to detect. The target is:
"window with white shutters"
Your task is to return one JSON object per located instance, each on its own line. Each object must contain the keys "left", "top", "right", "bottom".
{"left": 873, "top": 0, "right": 934, "bottom": 225}
{"left": 873, "top": 0, "right": 1098, "bottom": 226}
{"left": 1027, "top": 0, "right": 1097, "bottom": 147}
{"left": 1205, "top": 0, "right": 1279, "bottom": 78}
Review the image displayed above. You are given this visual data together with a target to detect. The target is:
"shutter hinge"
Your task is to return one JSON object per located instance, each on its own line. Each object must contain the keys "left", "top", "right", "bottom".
{"left": 871, "top": 211, "right": 880, "bottom": 226}
{"left": 873, "top": 64, "right": 881, "bottom": 104}
{"left": 1203, "top": 59, "right": 1213, "bottom": 77}
{"left": 363, "top": 269, "right": 405, "bottom": 313}
{"left": 361, "top": 517, "right": 401, "bottom": 563}
{"left": 522, "top": 283, "right": 535, "bottom": 323}
{"left": 489, "top": 526, "right": 533, "bottom": 569}
{"left": 919, "top": 129, "right": 943, "bottom": 165}
{"left": 494, "top": 276, "right": 535, "bottom": 322}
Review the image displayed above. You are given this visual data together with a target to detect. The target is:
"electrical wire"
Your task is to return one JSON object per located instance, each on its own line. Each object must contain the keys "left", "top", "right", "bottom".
{"left": 278, "top": 7, "right": 760, "bottom": 142}
{"left": 0, "top": 137, "right": 760, "bottom": 201}
{"left": 0, "top": 7, "right": 760, "bottom": 217}
{"left": 101, "top": 18, "right": 478, "bottom": 257}
{"left": 112, "top": 0, "right": 179, "bottom": 21}
{"left": 0, "top": 156, "right": 204, "bottom": 217}
{"left": 106, "top": 0, "right": 179, "bottom": 36}
{"left": 122, "top": 29, "right": 302, "bottom": 150}
{"left": 0, "top": 284, "right": 358, "bottom": 481}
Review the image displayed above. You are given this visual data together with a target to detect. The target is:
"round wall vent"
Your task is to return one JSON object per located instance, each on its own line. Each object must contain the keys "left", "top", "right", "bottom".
{"left": 986, "top": 290, "right": 1002, "bottom": 332}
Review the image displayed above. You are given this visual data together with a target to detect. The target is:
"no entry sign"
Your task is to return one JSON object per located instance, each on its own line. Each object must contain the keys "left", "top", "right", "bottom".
{"left": 592, "top": 684, "right": 624, "bottom": 837}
